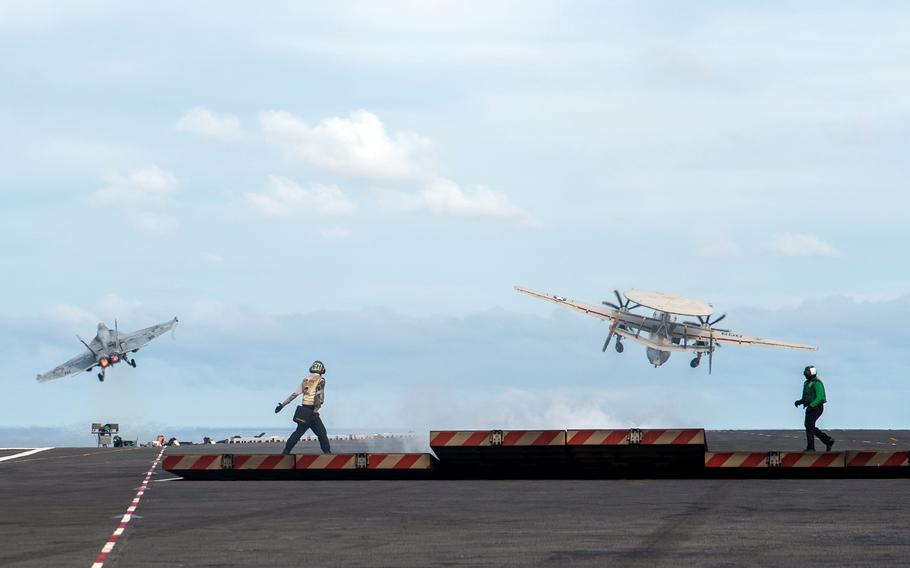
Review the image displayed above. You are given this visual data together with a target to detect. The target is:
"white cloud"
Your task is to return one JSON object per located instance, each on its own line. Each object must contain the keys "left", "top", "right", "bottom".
{"left": 92, "top": 166, "right": 180, "bottom": 233}
{"left": 244, "top": 175, "right": 355, "bottom": 216}
{"left": 400, "top": 177, "right": 537, "bottom": 226}
{"left": 176, "top": 107, "right": 242, "bottom": 140}
{"left": 93, "top": 165, "right": 178, "bottom": 205}
{"left": 260, "top": 109, "right": 431, "bottom": 181}
{"left": 770, "top": 233, "right": 841, "bottom": 258}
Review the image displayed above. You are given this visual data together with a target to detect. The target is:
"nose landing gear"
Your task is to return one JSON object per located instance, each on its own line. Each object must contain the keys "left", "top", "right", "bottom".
{"left": 128, "top": 358, "right": 137, "bottom": 368}
{"left": 690, "top": 355, "right": 701, "bottom": 368}
{"left": 97, "top": 372, "right": 105, "bottom": 382}
{"left": 615, "top": 340, "right": 624, "bottom": 353}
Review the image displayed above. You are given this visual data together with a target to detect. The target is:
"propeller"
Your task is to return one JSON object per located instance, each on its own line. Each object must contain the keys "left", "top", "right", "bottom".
{"left": 602, "top": 290, "right": 640, "bottom": 312}
{"left": 697, "top": 313, "right": 727, "bottom": 327}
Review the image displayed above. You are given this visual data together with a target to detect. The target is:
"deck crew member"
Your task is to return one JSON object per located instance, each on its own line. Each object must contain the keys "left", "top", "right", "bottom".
{"left": 275, "top": 360, "right": 331, "bottom": 455}
{"left": 794, "top": 365, "right": 834, "bottom": 452}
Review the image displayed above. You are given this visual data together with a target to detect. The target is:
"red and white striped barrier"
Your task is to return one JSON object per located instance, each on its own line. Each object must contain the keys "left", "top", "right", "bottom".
{"left": 639, "top": 429, "right": 705, "bottom": 445}
{"left": 845, "top": 451, "right": 909, "bottom": 467}
{"left": 567, "top": 430, "right": 631, "bottom": 445}
{"left": 368, "top": 453, "right": 433, "bottom": 470}
{"left": 162, "top": 454, "right": 222, "bottom": 471}
{"left": 777, "top": 452, "right": 844, "bottom": 468}
{"left": 502, "top": 431, "right": 565, "bottom": 446}
{"left": 430, "top": 431, "right": 493, "bottom": 447}
{"left": 705, "top": 452, "right": 770, "bottom": 468}
{"left": 567, "top": 429, "right": 705, "bottom": 446}
{"left": 430, "top": 430, "right": 565, "bottom": 447}
{"left": 295, "top": 454, "right": 361, "bottom": 470}
{"left": 231, "top": 454, "right": 295, "bottom": 470}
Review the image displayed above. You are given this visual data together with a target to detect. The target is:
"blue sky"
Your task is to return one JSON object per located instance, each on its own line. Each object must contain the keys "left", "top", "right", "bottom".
{"left": 2, "top": 2, "right": 909, "bottom": 440}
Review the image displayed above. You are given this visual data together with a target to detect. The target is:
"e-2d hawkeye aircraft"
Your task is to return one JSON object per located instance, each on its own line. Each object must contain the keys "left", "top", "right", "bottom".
{"left": 516, "top": 286, "right": 815, "bottom": 372}
{"left": 36, "top": 317, "right": 178, "bottom": 383}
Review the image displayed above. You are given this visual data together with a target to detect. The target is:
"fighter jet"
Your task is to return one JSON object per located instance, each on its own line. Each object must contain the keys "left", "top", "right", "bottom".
{"left": 516, "top": 286, "right": 815, "bottom": 373}
{"left": 36, "top": 317, "right": 178, "bottom": 382}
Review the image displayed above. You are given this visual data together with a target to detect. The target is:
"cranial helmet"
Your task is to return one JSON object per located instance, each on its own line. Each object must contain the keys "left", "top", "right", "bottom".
{"left": 309, "top": 360, "right": 326, "bottom": 374}
{"left": 803, "top": 365, "right": 817, "bottom": 379}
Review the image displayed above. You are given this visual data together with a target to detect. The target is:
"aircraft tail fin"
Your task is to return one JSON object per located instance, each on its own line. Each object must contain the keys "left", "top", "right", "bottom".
{"left": 77, "top": 335, "right": 95, "bottom": 355}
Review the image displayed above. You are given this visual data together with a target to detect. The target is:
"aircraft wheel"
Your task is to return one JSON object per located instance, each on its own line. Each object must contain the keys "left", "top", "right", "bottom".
{"left": 98, "top": 373, "right": 105, "bottom": 382}
{"left": 690, "top": 357, "right": 701, "bottom": 368}
{"left": 615, "top": 341, "right": 624, "bottom": 353}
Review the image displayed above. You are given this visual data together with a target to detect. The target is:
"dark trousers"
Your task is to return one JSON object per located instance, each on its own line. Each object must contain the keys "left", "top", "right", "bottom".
{"left": 283, "top": 406, "right": 331, "bottom": 454}
{"left": 804, "top": 405, "right": 832, "bottom": 450}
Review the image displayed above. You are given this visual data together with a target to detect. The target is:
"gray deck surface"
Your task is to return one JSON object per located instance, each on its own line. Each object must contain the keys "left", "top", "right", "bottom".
{"left": 1, "top": 431, "right": 908, "bottom": 567}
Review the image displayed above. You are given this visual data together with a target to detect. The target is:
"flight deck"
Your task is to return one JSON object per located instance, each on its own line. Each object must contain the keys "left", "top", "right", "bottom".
{"left": 2, "top": 430, "right": 909, "bottom": 567}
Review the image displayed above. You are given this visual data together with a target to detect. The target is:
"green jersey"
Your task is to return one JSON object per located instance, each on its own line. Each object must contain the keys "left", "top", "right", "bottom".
{"left": 801, "top": 378, "right": 826, "bottom": 408}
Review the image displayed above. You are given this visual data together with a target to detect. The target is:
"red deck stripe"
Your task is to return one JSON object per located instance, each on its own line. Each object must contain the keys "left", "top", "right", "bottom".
{"left": 260, "top": 455, "right": 285, "bottom": 470}
{"left": 705, "top": 453, "right": 732, "bottom": 467}
{"left": 848, "top": 452, "right": 874, "bottom": 467}
{"left": 533, "top": 431, "right": 561, "bottom": 445}
{"left": 884, "top": 452, "right": 908, "bottom": 467}
{"left": 567, "top": 430, "right": 594, "bottom": 445}
{"left": 811, "top": 453, "right": 840, "bottom": 467}
{"left": 162, "top": 456, "right": 180, "bottom": 470}
{"left": 672, "top": 430, "right": 699, "bottom": 444}
{"left": 394, "top": 454, "right": 422, "bottom": 469}
{"left": 368, "top": 454, "right": 389, "bottom": 469}
{"left": 780, "top": 453, "right": 802, "bottom": 467}
{"left": 430, "top": 432, "right": 456, "bottom": 446}
{"left": 741, "top": 453, "right": 767, "bottom": 467}
{"left": 295, "top": 455, "right": 319, "bottom": 469}
{"left": 640, "top": 430, "right": 664, "bottom": 444}
{"left": 503, "top": 431, "right": 525, "bottom": 445}
{"left": 603, "top": 430, "right": 628, "bottom": 445}
{"left": 232, "top": 455, "right": 250, "bottom": 469}
{"left": 191, "top": 455, "right": 218, "bottom": 470}
{"left": 326, "top": 455, "right": 352, "bottom": 469}
{"left": 464, "top": 432, "right": 489, "bottom": 446}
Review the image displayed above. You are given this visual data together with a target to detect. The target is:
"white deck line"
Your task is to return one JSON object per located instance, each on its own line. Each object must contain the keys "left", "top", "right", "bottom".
{"left": 0, "top": 447, "right": 53, "bottom": 462}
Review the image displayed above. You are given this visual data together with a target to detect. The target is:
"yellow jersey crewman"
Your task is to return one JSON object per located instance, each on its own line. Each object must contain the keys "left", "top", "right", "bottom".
{"left": 275, "top": 360, "right": 331, "bottom": 454}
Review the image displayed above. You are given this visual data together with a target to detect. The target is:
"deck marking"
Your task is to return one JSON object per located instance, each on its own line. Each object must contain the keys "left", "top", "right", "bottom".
{"left": 0, "top": 447, "right": 53, "bottom": 462}
{"left": 90, "top": 447, "right": 165, "bottom": 568}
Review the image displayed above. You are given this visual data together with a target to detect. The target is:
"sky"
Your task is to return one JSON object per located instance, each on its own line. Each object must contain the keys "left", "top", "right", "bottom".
{"left": 2, "top": 2, "right": 909, "bottom": 443}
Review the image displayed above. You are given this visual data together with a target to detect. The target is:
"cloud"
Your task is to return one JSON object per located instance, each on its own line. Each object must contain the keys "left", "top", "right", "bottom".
{"left": 400, "top": 177, "right": 537, "bottom": 225}
{"left": 769, "top": 233, "right": 841, "bottom": 258}
{"left": 176, "top": 107, "right": 242, "bottom": 140}
{"left": 244, "top": 175, "right": 355, "bottom": 216}
{"left": 260, "top": 110, "right": 430, "bottom": 181}
{"left": 93, "top": 165, "right": 178, "bottom": 205}
{"left": 92, "top": 166, "right": 180, "bottom": 233}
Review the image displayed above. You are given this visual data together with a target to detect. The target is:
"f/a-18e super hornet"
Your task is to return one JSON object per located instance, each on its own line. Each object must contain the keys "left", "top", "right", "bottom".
{"left": 516, "top": 286, "right": 815, "bottom": 373}
{"left": 36, "top": 317, "right": 178, "bottom": 382}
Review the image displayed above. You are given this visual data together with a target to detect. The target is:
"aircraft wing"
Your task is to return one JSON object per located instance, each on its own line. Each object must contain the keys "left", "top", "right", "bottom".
{"left": 661, "top": 323, "right": 817, "bottom": 351}
{"left": 515, "top": 286, "right": 619, "bottom": 322}
{"left": 118, "top": 317, "right": 178, "bottom": 353}
{"left": 709, "top": 331, "right": 817, "bottom": 351}
{"left": 36, "top": 351, "right": 97, "bottom": 382}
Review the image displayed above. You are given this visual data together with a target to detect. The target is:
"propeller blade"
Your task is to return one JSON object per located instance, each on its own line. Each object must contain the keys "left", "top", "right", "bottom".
{"left": 602, "top": 301, "right": 621, "bottom": 310}
{"left": 710, "top": 314, "right": 727, "bottom": 326}
{"left": 698, "top": 315, "right": 707, "bottom": 326}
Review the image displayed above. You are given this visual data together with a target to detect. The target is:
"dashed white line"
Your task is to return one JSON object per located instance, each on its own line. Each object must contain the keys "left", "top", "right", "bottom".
{"left": 90, "top": 447, "right": 165, "bottom": 568}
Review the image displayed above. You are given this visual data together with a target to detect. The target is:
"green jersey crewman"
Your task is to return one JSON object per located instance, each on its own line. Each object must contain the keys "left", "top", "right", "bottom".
{"left": 794, "top": 365, "right": 834, "bottom": 451}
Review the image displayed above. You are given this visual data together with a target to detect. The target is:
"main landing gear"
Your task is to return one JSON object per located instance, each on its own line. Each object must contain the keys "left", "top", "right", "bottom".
{"left": 127, "top": 358, "right": 137, "bottom": 368}
{"left": 690, "top": 355, "right": 702, "bottom": 368}
{"left": 615, "top": 340, "right": 624, "bottom": 353}
{"left": 98, "top": 371, "right": 105, "bottom": 382}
